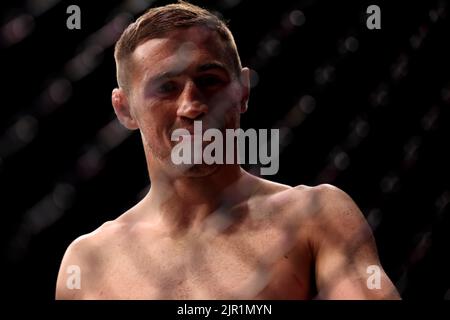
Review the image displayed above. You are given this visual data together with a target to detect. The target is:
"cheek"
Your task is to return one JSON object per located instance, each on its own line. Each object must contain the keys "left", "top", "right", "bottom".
{"left": 210, "top": 85, "right": 241, "bottom": 111}
{"left": 134, "top": 99, "right": 168, "bottom": 125}
{"left": 138, "top": 116, "right": 173, "bottom": 159}
{"left": 133, "top": 103, "right": 170, "bottom": 139}
{"left": 226, "top": 82, "right": 243, "bottom": 103}
{"left": 140, "top": 115, "right": 168, "bottom": 142}
{"left": 227, "top": 109, "right": 240, "bottom": 127}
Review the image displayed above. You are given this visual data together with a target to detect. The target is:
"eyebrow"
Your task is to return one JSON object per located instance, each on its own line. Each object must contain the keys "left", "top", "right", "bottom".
{"left": 196, "top": 62, "right": 229, "bottom": 74}
{"left": 148, "top": 62, "right": 230, "bottom": 84}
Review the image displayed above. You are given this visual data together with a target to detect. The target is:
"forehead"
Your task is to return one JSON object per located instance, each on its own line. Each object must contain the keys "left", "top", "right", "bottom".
{"left": 132, "top": 26, "right": 232, "bottom": 81}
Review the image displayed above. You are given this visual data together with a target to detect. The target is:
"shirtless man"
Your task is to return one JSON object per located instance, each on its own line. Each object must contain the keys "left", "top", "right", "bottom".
{"left": 56, "top": 1, "right": 400, "bottom": 300}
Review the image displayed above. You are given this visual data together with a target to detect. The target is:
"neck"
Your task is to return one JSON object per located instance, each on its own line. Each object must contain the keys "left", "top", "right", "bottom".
{"left": 144, "top": 164, "right": 260, "bottom": 236}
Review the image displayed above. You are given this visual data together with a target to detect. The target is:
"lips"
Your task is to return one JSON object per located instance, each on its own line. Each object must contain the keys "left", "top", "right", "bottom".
{"left": 174, "top": 126, "right": 209, "bottom": 135}
{"left": 170, "top": 119, "right": 231, "bottom": 146}
{"left": 172, "top": 118, "right": 225, "bottom": 134}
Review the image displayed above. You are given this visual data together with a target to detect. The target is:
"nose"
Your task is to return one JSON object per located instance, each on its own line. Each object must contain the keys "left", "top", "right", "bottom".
{"left": 176, "top": 80, "right": 208, "bottom": 120}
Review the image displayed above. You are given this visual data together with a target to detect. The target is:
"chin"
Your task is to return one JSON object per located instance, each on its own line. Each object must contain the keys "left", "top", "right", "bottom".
{"left": 176, "top": 162, "right": 220, "bottom": 178}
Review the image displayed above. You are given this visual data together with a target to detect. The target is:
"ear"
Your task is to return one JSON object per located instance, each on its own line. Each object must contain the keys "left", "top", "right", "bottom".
{"left": 111, "top": 88, "right": 138, "bottom": 130}
{"left": 239, "top": 67, "right": 250, "bottom": 113}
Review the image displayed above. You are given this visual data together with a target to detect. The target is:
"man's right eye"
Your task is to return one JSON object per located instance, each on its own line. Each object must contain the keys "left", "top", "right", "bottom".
{"left": 157, "top": 81, "right": 178, "bottom": 94}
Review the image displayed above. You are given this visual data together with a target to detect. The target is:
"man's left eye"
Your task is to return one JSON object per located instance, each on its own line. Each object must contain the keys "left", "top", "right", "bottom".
{"left": 196, "top": 76, "right": 224, "bottom": 88}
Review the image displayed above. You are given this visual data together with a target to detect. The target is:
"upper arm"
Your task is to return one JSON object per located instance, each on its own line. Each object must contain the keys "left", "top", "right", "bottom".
{"left": 311, "top": 184, "right": 400, "bottom": 300}
{"left": 55, "top": 236, "right": 96, "bottom": 300}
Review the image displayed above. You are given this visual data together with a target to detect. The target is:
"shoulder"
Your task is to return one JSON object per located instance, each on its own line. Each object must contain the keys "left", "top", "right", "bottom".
{"left": 283, "top": 183, "right": 365, "bottom": 222}
{"left": 287, "top": 184, "right": 378, "bottom": 273}
{"left": 261, "top": 182, "right": 356, "bottom": 214}
{"left": 288, "top": 184, "right": 370, "bottom": 242}
{"left": 55, "top": 219, "right": 128, "bottom": 299}
{"left": 298, "top": 185, "right": 400, "bottom": 299}
{"left": 252, "top": 180, "right": 361, "bottom": 227}
{"left": 69, "top": 219, "right": 123, "bottom": 249}
{"left": 65, "top": 218, "right": 128, "bottom": 257}
{"left": 59, "top": 207, "right": 140, "bottom": 263}
{"left": 262, "top": 183, "right": 369, "bottom": 243}
{"left": 287, "top": 183, "right": 357, "bottom": 208}
{"left": 307, "top": 184, "right": 369, "bottom": 236}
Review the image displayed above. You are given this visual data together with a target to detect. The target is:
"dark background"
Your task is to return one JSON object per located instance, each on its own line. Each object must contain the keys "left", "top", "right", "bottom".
{"left": 1, "top": 0, "right": 449, "bottom": 300}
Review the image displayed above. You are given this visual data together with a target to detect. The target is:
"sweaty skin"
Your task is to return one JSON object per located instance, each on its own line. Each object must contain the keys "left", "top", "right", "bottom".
{"left": 56, "top": 26, "right": 400, "bottom": 300}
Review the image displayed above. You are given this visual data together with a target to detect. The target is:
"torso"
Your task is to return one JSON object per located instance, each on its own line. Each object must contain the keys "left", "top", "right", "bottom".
{"left": 75, "top": 184, "right": 320, "bottom": 299}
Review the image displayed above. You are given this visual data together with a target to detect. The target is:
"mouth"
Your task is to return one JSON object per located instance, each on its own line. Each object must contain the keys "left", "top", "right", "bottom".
{"left": 176, "top": 133, "right": 196, "bottom": 142}
{"left": 169, "top": 118, "right": 233, "bottom": 147}
{"left": 171, "top": 122, "right": 215, "bottom": 138}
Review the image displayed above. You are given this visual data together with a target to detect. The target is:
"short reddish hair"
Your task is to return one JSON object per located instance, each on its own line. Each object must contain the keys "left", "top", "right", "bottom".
{"left": 114, "top": 1, "right": 242, "bottom": 93}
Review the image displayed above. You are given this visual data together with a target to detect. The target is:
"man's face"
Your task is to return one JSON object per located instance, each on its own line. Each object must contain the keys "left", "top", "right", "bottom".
{"left": 122, "top": 26, "right": 248, "bottom": 176}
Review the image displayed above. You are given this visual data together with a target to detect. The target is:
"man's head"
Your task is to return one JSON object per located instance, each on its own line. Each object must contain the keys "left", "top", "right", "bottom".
{"left": 114, "top": 1, "right": 243, "bottom": 95}
{"left": 111, "top": 1, "right": 250, "bottom": 177}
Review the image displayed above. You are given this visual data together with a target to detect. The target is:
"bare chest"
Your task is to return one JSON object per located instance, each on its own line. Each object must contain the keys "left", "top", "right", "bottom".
{"left": 88, "top": 224, "right": 313, "bottom": 299}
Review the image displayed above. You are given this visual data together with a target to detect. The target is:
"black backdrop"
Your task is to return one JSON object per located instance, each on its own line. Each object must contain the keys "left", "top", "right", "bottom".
{"left": 1, "top": 0, "right": 449, "bottom": 300}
